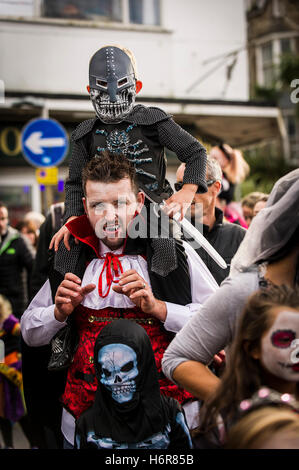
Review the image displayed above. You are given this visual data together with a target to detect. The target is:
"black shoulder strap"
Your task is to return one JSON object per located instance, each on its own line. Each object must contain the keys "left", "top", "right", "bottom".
{"left": 125, "top": 105, "right": 172, "bottom": 125}
{"left": 72, "top": 118, "right": 97, "bottom": 141}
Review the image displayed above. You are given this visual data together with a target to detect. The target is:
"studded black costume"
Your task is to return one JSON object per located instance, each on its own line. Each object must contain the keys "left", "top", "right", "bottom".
{"left": 57, "top": 46, "right": 207, "bottom": 277}
{"left": 64, "top": 104, "right": 207, "bottom": 222}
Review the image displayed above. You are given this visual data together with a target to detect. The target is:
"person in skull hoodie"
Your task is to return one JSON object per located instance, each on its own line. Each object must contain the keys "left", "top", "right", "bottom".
{"left": 75, "top": 319, "right": 192, "bottom": 449}
{"left": 21, "top": 152, "right": 217, "bottom": 448}
{"left": 50, "top": 44, "right": 208, "bottom": 270}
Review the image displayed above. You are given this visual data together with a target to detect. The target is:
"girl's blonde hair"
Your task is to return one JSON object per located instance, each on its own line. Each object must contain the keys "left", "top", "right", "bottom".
{"left": 0, "top": 294, "right": 12, "bottom": 321}
{"left": 226, "top": 406, "right": 299, "bottom": 449}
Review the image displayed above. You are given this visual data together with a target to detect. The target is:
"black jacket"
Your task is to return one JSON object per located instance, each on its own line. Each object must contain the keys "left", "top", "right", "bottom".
{"left": 195, "top": 208, "right": 246, "bottom": 285}
{"left": 64, "top": 105, "right": 207, "bottom": 222}
{"left": 0, "top": 227, "right": 33, "bottom": 318}
{"left": 30, "top": 203, "right": 65, "bottom": 300}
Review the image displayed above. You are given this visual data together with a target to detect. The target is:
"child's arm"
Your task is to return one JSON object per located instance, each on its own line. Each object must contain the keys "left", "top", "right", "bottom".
{"left": 64, "top": 134, "right": 90, "bottom": 221}
{"left": 49, "top": 215, "right": 79, "bottom": 252}
{"left": 157, "top": 118, "right": 208, "bottom": 220}
{"left": 50, "top": 127, "right": 91, "bottom": 251}
{"left": 163, "top": 184, "right": 199, "bottom": 221}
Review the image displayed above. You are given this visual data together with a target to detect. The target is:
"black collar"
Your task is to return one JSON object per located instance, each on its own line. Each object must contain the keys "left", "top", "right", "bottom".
{"left": 199, "top": 207, "right": 224, "bottom": 235}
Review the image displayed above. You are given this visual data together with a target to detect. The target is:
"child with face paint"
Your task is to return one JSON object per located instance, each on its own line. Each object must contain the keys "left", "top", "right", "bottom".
{"left": 192, "top": 285, "right": 299, "bottom": 449}
{"left": 75, "top": 319, "right": 192, "bottom": 449}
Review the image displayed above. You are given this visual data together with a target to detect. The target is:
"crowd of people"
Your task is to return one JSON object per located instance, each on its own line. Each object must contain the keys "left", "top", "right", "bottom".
{"left": 0, "top": 45, "right": 298, "bottom": 451}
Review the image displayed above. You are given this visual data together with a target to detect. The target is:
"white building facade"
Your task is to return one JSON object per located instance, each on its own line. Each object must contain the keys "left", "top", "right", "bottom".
{"left": 0, "top": 0, "right": 281, "bottom": 219}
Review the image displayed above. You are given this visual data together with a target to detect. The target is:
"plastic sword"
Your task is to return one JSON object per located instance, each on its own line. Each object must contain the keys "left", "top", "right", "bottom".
{"left": 139, "top": 183, "right": 227, "bottom": 269}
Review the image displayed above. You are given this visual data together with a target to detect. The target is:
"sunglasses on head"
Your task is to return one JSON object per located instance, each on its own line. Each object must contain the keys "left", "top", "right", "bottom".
{"left": 174, "top": 180, "right": 216, "bottom": 192}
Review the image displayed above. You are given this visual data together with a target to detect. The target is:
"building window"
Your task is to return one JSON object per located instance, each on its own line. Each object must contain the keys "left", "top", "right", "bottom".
{"left": 257, "top": 36, "right": 296, "bottom": 87}
{"left": 42, "top": 0, "right": 122, "bottom": 22}
{"left": 272, "top": 0, "right": 285, "bottom": 17}
{"left": 280, "top": 38, "right": 291, "bottom": 54}
{"left": 129, "top": 0, "right": 160, "bottom": 25}
{"left": 261, "top": 42, "right": 275, "bottom": 87}
{"left": 0, "top": 0, "right": 161, "bottom": 26}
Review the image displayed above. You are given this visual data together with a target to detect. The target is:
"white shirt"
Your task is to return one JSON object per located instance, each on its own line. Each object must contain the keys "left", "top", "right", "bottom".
{"left": 21, "top": 239, "right": 218, "bottom": 444}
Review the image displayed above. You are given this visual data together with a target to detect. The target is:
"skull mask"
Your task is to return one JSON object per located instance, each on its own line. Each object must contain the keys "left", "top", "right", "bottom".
{"left": 89, "top": 46, "right": 136, "bottom": 123}
{"left": 97, "top": 343, "right": 139, "bottom": 403}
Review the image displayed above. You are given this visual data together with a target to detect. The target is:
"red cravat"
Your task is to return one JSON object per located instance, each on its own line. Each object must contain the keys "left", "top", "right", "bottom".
{"left": 98, "top": 252, "right": 124, "bottom": 298}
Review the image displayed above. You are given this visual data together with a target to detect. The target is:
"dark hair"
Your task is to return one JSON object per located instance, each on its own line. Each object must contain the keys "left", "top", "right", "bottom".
{"left": 16, "top": 220, "right": 38, "bottom": 247}
{"left": 82, "top": 151, "right": 139, "bottom": 196}
{"left": 0, "top": 201, "right": 7, "bottom": 210}
{"left": 263, "top": 225, "right": 299, "bottom": 265}
{"left": 196, "top": 285, "right": 299, "bottom": 437}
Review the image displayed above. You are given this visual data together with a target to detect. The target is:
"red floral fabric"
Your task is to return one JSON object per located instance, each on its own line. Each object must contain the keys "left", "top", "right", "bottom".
{"left": 61, "top": 305, "right": 193, "bottom": 418}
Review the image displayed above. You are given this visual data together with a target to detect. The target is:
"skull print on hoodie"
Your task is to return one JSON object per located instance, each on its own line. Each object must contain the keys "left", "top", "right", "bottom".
{"left": 75, "top": 319, "right": 192, "bottom": 449}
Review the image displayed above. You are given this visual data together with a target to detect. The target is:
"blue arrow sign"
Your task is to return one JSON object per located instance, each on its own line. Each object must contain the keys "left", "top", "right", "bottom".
{"left": 21, "top": 118, "right": 69, "bottom": 167}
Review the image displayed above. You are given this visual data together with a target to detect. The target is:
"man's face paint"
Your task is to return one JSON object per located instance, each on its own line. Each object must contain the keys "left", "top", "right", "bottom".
{"left": 261, "top": 309, "right": 299, "bottom": 381}
{"left": 89, "top": 46, "right": 137, "bottom": 123}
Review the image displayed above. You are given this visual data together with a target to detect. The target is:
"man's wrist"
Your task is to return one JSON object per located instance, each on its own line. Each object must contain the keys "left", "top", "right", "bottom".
{"left": 54, "top": 306, "right": 68, "bottom": 323}
{"left": 151, "top": 300, "right": 167, "bottom": 322}
{"left": 181, "top": 183, "right": 198, "bottom": 193}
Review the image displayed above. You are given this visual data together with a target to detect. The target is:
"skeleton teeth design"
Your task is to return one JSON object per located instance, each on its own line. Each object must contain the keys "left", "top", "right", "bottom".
{"left": 105, "top": 224, "right": 120, "bottom": 232}
{"left": 91, "top": 87, "right": 135, "bottom": 123}
{"left": 109, "top": 383, "right": 136, "bottom": 396}
{"left": 98, "top": 343, "right": 139, "bottom": 403}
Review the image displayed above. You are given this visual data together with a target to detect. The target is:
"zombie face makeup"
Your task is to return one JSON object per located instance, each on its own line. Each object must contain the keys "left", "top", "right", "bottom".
{"left": 89, "top": 47, "right": 137, "bottom": 123}
{"left": 261, "top": 310, "right": 299, "bottom": 381}
{"left": 97, "top": 343, "right": 139, "bottom": 403}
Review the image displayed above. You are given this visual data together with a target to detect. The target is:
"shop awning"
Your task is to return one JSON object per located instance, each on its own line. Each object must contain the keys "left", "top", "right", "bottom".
{"left": 1, "top": 93, "right": 287, "bottom": 151}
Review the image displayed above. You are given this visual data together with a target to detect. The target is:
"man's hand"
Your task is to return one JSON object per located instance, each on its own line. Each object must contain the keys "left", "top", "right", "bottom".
{"left": 49, "top": 216, "right": 79, "bottom": 252}
{"left": 112, "top": 269, "right": 166, "bottom": 322}
{"left": 164, "top": 184, "right": 197, "bottom": 221}
{"left": 54, "top": 273, "right": 96, "bottom": 322}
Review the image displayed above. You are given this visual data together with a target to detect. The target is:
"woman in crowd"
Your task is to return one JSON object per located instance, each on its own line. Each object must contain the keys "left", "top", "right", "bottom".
{"left": 210, "top": 143, "right": 249, "bottom": 227}
{"left": 253, "top": 194, "right": 269, "bottom": 218}
{"left": 241, "top": 192, "right": 267, "bottom": 227}
{"left": 162, "top": 168, "right": 299, "bottom": 404}
{"left": 15, "top": 220, "right": 38, "bottom": 256}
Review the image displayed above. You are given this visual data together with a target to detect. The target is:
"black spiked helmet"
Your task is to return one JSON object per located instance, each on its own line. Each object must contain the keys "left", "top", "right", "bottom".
{"left": 89, "top": 46, "right": 137, "bottom": 123}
